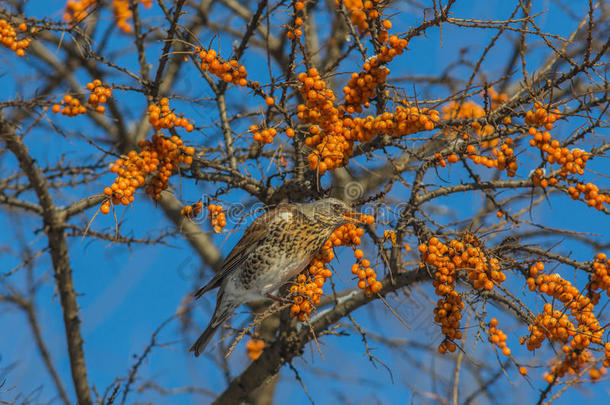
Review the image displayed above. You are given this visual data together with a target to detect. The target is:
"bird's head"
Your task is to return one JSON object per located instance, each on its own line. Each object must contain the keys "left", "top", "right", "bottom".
{"left": 300, "top": 198, "right": 361, "bottom": 227}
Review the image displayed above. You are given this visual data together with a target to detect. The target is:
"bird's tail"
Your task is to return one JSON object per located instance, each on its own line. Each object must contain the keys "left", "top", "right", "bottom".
{"left": 190, "top": 293, "right": 235, "bottom": 357}
{"left": 189, "top": 321, "right": 223, "bottom": 357}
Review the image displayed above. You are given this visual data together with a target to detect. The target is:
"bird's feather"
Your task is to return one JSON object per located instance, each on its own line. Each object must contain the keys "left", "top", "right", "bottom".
{"left": 193, "top": 203, "right": 304, "bottom": 299}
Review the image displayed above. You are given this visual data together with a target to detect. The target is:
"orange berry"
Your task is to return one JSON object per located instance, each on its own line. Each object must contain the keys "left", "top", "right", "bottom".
{"left": 100, "top": 202, "right": 110, "bottom": 214}
{"left": 265, "top": 96, "right": 275, "bottom": 106}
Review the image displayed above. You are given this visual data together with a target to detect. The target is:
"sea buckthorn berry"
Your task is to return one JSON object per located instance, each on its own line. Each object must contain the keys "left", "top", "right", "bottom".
{"left": 0, "top": 19, "right": 31, "bottom": 56}
{"left": 100, "top": 201, "right": 110, "bottom": 214}
{"left": 67, "top": 0, "right": 150, "bottom": 33}
{"left": 524, "top": 103, "right": 599, "bottom": 206}
{"left": 197, "top": 47, "right": 248, "bottom": 86}
{"left": 298, "top": 43, "right": 434, "bottom": 175}
{"left": 52, "top": 94, "right": 87, "bottom": 116}
{"left": 86, "top": 79, "right": 111, "bottom": 113}
{"left": 488, "top": 319, "right": 511, "bottom": 356}
{"left": 100, "top": 134, "right": 194, "bottom": 212}
{"left": 250, "top": 125, "right": 277, "bottom": 144}
{"left": 148, "top": 99, "right": 195, "bottom": 131}
{"left": 246, "top": 338, "right": 265, "bottom": 360}
{"left": 441, "top": 88, "right": 508, "bottom": 148}
{"left": 290, "top": 214, "right": 376, "bottom": 319}
{"left": 337, "top": 0, "right": 382, "bottom": 34}
{"left": 421, "top": 234, "right": 506, "bottom": 348}
{"left": 521, "top": 263, "right": 606, "bottom": 381}
{"left": 208, "top": 204, "right": 226, "bottom": 233}
{"left": 181, "top": 201, "right": 203, "bottom": 219}
{"left": 265, "top": 96, "right": 275, "bottom": 106}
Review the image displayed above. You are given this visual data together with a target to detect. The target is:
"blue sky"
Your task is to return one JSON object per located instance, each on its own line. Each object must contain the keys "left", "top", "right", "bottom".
{"left": 1, "top": 0, "right": 608, "bottom": 404}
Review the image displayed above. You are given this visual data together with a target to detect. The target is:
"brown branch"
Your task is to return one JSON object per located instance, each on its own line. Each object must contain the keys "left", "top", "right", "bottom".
{"left": 211, "top": 267, "right": 428, "bottom": 404}
{"left": 0, "top": 117, "right": 92, "bottom": 405}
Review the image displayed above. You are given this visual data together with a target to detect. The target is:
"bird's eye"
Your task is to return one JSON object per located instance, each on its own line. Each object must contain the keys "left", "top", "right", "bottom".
{"left": 332, "top": 203, "right": 343, "bottom": 212}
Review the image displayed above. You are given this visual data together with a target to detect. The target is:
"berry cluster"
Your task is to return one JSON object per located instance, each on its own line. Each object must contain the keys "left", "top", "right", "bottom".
{"left": 341, "top": 35, "right": 408, "bottom": 113}
{"left": 208, "top": 204, "right": 226, "bottom": 233}
{"left": 350, "top": 104, "right": 439, "bottom": 141}
{"left": 112, "top": 0, "right": 132, "bottom": 33}
{"left": 63, "top": 0, "right": 95, "bottom": 24}
{"left": 298, "top": 68, "right": 346, "bottom": 174}
{"left": 487, "top": 87, "right": 508, "bottom": 110}
{"left": 246, "top": 338, "right": 265, "bottom": 360}
{"left": 524, "top": 261, "right": 608, "bottom": 381}
{"left": 290, "top": 263, "right": 330, "bottom": 321}
{"left": 434, "top": 153, "right": 447, "bottom": 168}
{"left": 531, "top": 168, "right": 556, "bottom": 188}
{"left": 290, "top": 214, "right": 375, "bottom": 321}
{"left": 351, "top": 248, "right": 382, "bottom": 294}
{"left": 524, "top": 302, "right": 575, "bottom": 350}
{"left": 64, "top": 0, "right": 150, "bottom": 32}
{"left": 441, "top": 100, "right": 491, "bottom": 141}
{"left": 196, "top": 48, "right": 248, "bottom": 87}
{"left": 181, "top": 201, "right": 203, "bottom": 219}
{"left": 528, "top": 133, "right": 589, "bottom": 177}
{"left": 462, "top": 240, "right": 506, "bottom": 291}
{"left": 286, "top": 16, "right": 303, "bottom": 40}
{"left": 441, "top": 89, "right": 508, "bottom": 147}
{"left": 525, "top": 103, "right": 560, "bottom": 131}
{"left": 590, "top": 253, "right": 610, "bottom": 298}
{"left": 297, "top": 32, "right": 433, "bottom": 176}
{"left": 52, "top": 80, "right": 112, "bottom": 116}
{"left": 337, "top": 0, "right": 382, "bottom": 33}
{"left": 463, "top": 138, "right": 518, "bottom": 177}
{"left": 419, "top": 237, "right": 463, "bottom": 352}
{"left": 544, "top": 348, "right": 606, "bottom": 383}
{"left": 0, "top": 19, "right": 30, "bottom": 57}
{"left": 249, "top": 125, "right": 277, "bottom": 144}
{"left": 148, "top": 98, "right": 195, "bottom": 132}
{"left": 86, "top": 80, "right": 112, "bottom": 113}
{"left": 420, "top": 235, "right": 506, "bottom": 352}
{"left": 101, "top": 135, "right": 194, "bottom": 213}
{"left": 488, "top": 318, "right": 511, "bottom": 356}
{"left": 567, "top": 182, "right": 608, "bottom": 210}
{"left": 52, "top": 95, "right": 87, "bottom": 116}
{"left": 525, "top": 110, "right": 608, "bottom": 211}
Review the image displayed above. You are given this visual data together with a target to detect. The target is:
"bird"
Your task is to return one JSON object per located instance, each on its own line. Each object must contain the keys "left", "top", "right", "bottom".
{"left": 189, "top": 197, "right": 359, "bottom": 356}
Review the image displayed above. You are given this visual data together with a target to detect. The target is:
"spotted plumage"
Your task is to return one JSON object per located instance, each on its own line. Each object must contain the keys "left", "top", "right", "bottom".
{"left": 189, "top": 198, "right": 357, "bottom": 356}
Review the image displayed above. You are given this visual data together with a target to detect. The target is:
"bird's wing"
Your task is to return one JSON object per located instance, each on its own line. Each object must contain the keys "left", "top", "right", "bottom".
{"left": 193, "top": 204, "right": 303, "bottom": 298}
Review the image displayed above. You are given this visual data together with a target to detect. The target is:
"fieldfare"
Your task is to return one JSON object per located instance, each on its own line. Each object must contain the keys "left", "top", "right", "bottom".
{"left": 190, "top": 197, "right": 358, "bottom": 356}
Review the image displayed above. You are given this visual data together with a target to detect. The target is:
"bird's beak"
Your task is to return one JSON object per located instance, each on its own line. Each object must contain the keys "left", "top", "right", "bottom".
{"left": 342, "top": 212, "right": 363, "bottom": 223}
